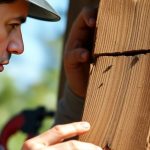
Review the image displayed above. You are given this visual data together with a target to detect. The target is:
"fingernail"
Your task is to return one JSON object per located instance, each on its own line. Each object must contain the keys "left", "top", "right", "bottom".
{"left": 89, "top": 18, "right": 96, "bottom": 26}
{"left": 81, "top": 51, "right": 88, "bottom": 59}
{"left": 80, "top": 122, "right": 90, "bottom": 130}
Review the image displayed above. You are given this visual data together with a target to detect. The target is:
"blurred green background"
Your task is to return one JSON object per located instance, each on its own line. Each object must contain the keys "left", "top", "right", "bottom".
{"left": 0, "top": 0, "right": 69, "bottom": 149}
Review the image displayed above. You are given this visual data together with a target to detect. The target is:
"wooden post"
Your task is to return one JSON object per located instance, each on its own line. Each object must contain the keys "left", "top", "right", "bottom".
{"left": 79, "top": 0, "right": 150, "bottom": 150}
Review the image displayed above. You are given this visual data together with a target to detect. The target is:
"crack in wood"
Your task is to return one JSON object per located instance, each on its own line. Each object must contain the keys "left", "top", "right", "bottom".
{"left": 91, "top": 49, "right": 150, "bottom": 64}
{"left": 103, "top": 65, "right": 113, "bottom": 73}
{"left": 98, "top": 83, "right": 103, "bottom": 88}
{"left": 130, "top": 56, "right": 139, "bottom": 68}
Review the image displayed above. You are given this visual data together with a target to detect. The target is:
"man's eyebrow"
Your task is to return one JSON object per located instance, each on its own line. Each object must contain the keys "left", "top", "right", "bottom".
{"left": 13, "top": 16, "right": 27, "bottom": 24}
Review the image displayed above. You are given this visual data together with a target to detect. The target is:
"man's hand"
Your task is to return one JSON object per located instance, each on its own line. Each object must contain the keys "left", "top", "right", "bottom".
{"left": 64, "top": 7, "right": 97, "bottom": 98}
{"left": 22, "top": 122, "right": 102, "bottom": 150}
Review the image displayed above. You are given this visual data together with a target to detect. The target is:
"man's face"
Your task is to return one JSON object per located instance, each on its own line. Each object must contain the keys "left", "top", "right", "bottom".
{"left": 0, "top": 0, "right": 28, "bottom": 72}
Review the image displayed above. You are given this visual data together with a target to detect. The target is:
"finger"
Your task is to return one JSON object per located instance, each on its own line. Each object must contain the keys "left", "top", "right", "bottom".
{"left": 64, "top": 48, "right": 90, "bottom": 66}
{"left": 40, "top": 122, "right": 91, "bottom": 144}
{"left": 66, "top": 8, "right": 97, "bottom": 52}
{"left": 81, "top": 7, "right": 98, "bottom": 27}
{"left": 72, "top": 7, "right": 97, "bottom": 32}
{"left": 23, "top": 122, "right": 91, "bottom": 149}
{"left": 47, "top": 140, "right": 102, "bottom": 150}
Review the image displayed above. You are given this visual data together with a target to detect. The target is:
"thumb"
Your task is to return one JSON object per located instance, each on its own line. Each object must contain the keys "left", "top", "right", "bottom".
{"left": 22, "top": 122, "right": 91, "bottom": 149}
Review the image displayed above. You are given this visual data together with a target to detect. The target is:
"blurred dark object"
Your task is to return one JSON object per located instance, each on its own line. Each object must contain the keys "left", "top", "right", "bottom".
{"left": 0, "top": 106, "right": 55, "bottom": 150}
{"left": 58, "top": 0, "right": 100, "bottom": 100}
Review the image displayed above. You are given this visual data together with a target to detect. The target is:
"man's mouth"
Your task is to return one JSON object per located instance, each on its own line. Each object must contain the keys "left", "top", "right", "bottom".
{"left": 0, "top": 61, "right": 9, "bottom": 72}
{"left": 0, "top": 55, "right": 11, "bottom": 72}
{"left": 0, "top": 64, "right": 4, "bottom": 72}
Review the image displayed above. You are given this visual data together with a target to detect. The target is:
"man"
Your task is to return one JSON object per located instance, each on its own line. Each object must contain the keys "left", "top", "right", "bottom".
{"left": 0, "top": 0, "right": 102, "bottom": 149}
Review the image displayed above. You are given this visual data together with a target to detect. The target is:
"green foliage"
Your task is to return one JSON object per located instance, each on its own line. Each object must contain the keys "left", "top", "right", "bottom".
{"left": 8, "top": 132, "right": 26, "bottom": 150}
{"left": 0, "top": 69, "right": 59, "bottom": 150}
{"left": 0, "top": 75, "right": 19, "bottom": 104}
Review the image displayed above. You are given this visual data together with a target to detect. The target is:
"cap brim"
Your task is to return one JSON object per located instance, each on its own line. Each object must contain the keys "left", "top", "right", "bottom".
{"left": 28, "top": 0, "right": 61, "bottom": 22}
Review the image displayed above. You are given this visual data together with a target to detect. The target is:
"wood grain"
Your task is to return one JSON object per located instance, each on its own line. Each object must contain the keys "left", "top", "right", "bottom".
{"left": 79, "top": 0, "right": 150, "bottom": 149}
{"left": 79, "top": 55, "right": 150, "bottom": 149}
{"left": 94, "top": 0, "right": 150, "bottom": 54}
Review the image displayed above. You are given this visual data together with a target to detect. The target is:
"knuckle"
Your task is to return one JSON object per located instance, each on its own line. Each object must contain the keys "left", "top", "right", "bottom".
{"left": 81, "top": 7, "right": 97, "bottom": 18}
{"left": 52, "top": 125, "right": 65, "bottom": 136}
{"left": 82, "top": 6, "right": 90, "bottom": 13}
{"left": 80, "top": 7, "right": 93, "bottom": 24}
{"left": 81, "top": 6, "right": 93, "bottom": 17}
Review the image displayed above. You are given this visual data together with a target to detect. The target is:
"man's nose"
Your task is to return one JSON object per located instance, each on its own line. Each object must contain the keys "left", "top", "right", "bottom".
{"left": 7, "top": 27, "right": 24, "bottom": 55}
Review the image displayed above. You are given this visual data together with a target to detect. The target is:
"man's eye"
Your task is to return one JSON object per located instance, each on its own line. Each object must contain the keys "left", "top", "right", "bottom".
{"left": 7, "top": 23, "right": 20, "bottom": 30}
{"left": 11, "top": 24, "right": 20, "bottom": 29}
{"left": 7, "top": 23, "right": 20, "bottom": 33}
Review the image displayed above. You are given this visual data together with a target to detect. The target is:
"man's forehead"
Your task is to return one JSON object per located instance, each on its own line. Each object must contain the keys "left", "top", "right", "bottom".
{"left": 0, "top": 0, "right": 29, "bottom": 20}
